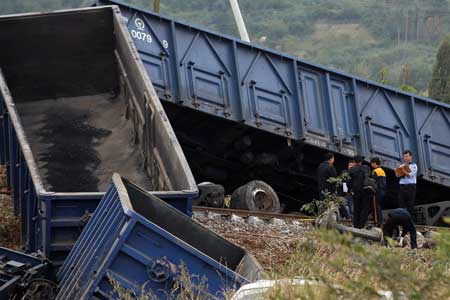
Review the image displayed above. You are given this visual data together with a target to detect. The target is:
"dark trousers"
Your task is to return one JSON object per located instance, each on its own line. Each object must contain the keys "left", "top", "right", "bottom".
{"left": 409, "top": 229, "right": 418, "bottom": 249}
{"left": 339, "top": 195, "right": 353, "bottom": 219}
{"left": 353, "top": 192, "right": 369, "bottom": 229}
{"left": 399, "top": 184, "right": 416, "bottom": 214}
{"left": 373, "top": 192, "right": 384, "bottom": 226}
{"left": 382, "top": 214, "right": 418, "bottom": 249}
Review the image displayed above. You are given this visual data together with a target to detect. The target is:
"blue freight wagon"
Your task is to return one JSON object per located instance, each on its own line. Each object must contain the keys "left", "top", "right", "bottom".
{"left": 95, "top": 0, "right": 450, "bottom": 212}
{"left": 0, "top": 6, "right": 197, "bottom": 265}
{"left": 57, "top": 173, "right": 264, "bottom": 300}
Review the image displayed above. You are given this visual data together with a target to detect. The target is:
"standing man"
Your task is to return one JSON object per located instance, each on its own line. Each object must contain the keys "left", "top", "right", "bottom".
{"left": 317, "top": 152, "right": 337, "bottom": 201}
{"left": 382, "top": 208, "right": 418, "bottom": 249}
{"left": 396, "top": 150, "right": 418, "bottom": 215}
{"left": 370, "top": 157, "right": 386, "bottom": 226}
{"left": 340, "top": 160, "right": 355, "bottom": 219}
{"left": 348, "top": 156, "right": 371, "bottom": 228}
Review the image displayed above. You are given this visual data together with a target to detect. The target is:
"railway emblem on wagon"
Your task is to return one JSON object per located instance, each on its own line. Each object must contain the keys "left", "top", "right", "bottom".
{"left": 135, "top": 18, "right": 145, "bottom": 30}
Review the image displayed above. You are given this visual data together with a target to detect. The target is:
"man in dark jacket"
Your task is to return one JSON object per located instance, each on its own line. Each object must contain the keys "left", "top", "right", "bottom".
{"left": 382, "top": 208, "right": 417, "bottom": 249}
{"left": 317, "top": 152, "right": 337, "bottom": 200}
{"left": 348, "top": 155, "right": 371, "bottom": 228}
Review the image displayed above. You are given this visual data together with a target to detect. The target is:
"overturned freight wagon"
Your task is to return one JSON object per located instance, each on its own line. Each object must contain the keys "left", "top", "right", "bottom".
{"left": 57, "top": 174, "right": 263, "bottom": 300}
{"left": 95, "top": 0, "right": 450, "bottom": 219}
{"left": 0, "top": 6, "right": 197, "bottom": 264}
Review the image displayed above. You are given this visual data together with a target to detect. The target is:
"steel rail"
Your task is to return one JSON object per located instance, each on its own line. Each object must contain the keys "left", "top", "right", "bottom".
{"left": 193, "top": 206, "right": 314, "bottom": 221}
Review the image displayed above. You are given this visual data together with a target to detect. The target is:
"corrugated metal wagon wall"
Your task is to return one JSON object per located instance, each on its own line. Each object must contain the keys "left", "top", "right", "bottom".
{"left": 0, "top": 6, "right": 197, "bottom": 265}
{"left": 96, "top": 0, "right": 450, "bottom": 205}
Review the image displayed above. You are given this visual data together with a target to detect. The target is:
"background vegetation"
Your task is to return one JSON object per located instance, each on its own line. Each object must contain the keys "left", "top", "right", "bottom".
{"left": 2, "top": 0, "right": 450, "bottom": 97}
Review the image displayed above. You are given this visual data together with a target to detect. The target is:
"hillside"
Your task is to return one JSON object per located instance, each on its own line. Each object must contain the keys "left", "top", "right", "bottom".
{"left": 1, "top": 0, "right": 450, "bottom": 94}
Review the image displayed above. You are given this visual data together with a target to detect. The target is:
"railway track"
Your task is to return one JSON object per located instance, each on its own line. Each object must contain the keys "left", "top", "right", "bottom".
{"left": 193, "top": 206, "right": 449, "bottom": 232}
{"left": 416, "top": 224, "right": 450, "bottom": 232}
{"left": 193, "top": 206, "right": 314, "bottom": 221}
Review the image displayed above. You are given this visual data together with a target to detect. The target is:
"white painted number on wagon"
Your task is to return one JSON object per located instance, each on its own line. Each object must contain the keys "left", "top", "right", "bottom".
{"left": 163, "top": 40, "right": 169, "bottom": 49}
{"left": 131, "top": 30, "right": 152, "bottom": 43}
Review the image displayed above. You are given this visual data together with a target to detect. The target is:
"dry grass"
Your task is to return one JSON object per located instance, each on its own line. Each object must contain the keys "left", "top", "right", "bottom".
{"left": 265, "top": 228, "right": 450, "bottom": 300}
{"left": 0, "top": 165, "right": 21, "bottom": 250}
{"left": 0, "top": 165, "right": 6, "bottom": 191}
{"left": 195, "top": 215, "right": 311, "bottom": 272}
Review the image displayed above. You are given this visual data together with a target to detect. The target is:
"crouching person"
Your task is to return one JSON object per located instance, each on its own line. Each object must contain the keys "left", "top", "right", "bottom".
{"left": 382, "top": 208, "right": 418, "bottom": 249}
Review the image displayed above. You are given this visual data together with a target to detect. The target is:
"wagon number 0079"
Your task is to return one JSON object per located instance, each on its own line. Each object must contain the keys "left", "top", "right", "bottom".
{"left": 131, "top": 29, "right": 169, "bottom": 49}
{"left": 131, "top": 29, "right": 152, "bottom": 43}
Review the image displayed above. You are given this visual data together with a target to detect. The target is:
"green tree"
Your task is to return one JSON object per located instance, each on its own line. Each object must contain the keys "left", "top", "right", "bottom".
{"left": 429, "top": 36, "right": 450, "bottom": 103}
{"left": 399, "top": 84, "right": 418, "bottom": 94}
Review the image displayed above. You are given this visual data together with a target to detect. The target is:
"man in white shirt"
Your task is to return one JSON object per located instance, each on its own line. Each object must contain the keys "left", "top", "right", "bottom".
{"left": 396, "top": 150, "right": 418, "bottom": 215}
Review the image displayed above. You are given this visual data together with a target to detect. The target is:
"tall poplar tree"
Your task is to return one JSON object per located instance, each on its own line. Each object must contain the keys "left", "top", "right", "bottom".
{"left": 429, "top": 36, "right": 450, "bottom": 103}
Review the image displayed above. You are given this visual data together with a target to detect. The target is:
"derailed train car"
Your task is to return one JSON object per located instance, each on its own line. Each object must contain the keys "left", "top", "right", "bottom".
{"left": 0, "top": 6, "right": 197, "bottom": 264}
{"left": 57, "top": 174, "right": 263, "bottom": 300}
{"left": 95, "top": 0, "right": 450, "bottom": 217}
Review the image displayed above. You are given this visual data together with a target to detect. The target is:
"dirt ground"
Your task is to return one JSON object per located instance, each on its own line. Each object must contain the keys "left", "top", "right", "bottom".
{"left": 0, "top": 165, "right": 21, "bottom": 250}
{"left": 195, "top": 215, "right": 312, "bottom": 272}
